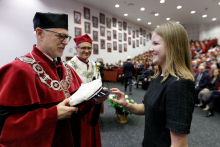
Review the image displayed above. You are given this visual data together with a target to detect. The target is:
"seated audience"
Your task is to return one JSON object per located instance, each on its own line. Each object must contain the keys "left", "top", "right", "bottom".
{"left": 209, "top": 64, "right": 217, "bottom": 74}
{"left": 148, "top": 59, "right": 154, "bottom": 68}
{"left": 206, "top": 53, "right": 211, "bottom": 62}
{"left": 118, "top": 60, "right": 123, "bottom": 66}
{"left": 204, "top": 88, "right": 220, "bottom": 117}
{"left": 135, "top": 61, "right": 140, "bottom": 68}
{"left": 216, "top": 53, "right": 220, "bottom": 63}
{"left": 199, "top": 63, "right": 209, "bottom": 74}
{"left": 142, "top": 65, "right": 155, "bottom": 90}
{"left": 104, "top": 63, "right": 109, "bottom": 70}
{"left": 139, "top": 60, "right": 145, "bottom": 71}
{"left": 201, "top": 42, "right": 206, "bottom": 52}
{"left": 208, "top": 54, "right": 217, "bottom": 63}
{"left": 195, "top": 44, "right": 203, "bottom": 57}
{"left": 195, "top": 65, "right": 210, "bottom": 105}
{"left": 201, "top": 57, "right": 207, "bottom": 63}
{"left": 136, "top": 66, "right": 148, "bottom": 88}
{"left": 208, "top": 46, "right": 215, "bottom": 53}
{"left": 197, "top": 69, "right": 220, "bottom": 107}
{"left": 192, "top": 60, "right": 198, "bottom": 69}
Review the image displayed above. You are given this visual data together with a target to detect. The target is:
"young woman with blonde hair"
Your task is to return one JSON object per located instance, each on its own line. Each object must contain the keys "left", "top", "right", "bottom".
{"left": 111, "top": 21, "right": 195, "bottom": 147}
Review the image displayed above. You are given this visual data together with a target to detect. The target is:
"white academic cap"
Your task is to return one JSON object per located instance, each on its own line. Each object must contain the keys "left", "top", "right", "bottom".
{"left": 69, "top": 79, "right": 109, "bottom": 106}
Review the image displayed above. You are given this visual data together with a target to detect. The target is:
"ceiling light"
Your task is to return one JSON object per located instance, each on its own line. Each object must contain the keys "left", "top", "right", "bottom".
{"left": 160, "top": 0, "right": 165, "bottom": 3}
{"left": 115, "top": 4, "right": 120, "bottom": 8}
{"left": 148, "top": 22, "right": 151, "bottom": 25}
{"left": 191, "top": 11, "right": 196, "bottom": 14}
{"left": 219, "top": 2, "right": 220, "bottom": 5}
{"left": 202, "top": 14, "right": 207, "bottom": 18}
{"left": 140, "top": 7, "right": 145, "bottom": 11}
{"left": 166, "top": 18, "right": 170, "bottom": 20}
{"left": 155, "top": 13, "right": 159, "bottom": 16}
{"left": 177, "top": 5, "right": 182, "bottom": 9}
{"left": 137, "top": 18, "right": 141, "bottom": 21}
{"left": 212, "top": 18, "right": 217, "bottom": 21}
{"left": 157, "top": 25, "right": 160, "bottom": 28}
{"left": 124, "top": 13, "right": 128, "bottom": 16}
{"left": 176, "top": 21, "right": 179, "bottom": 23}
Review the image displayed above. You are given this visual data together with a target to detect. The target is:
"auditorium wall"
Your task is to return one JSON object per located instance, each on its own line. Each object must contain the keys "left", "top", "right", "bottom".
{"left": 0, "top": 0, "right": 152, "bottom": 67}
{"left": 186, "top": 20, "right": 220, "bottom": 44}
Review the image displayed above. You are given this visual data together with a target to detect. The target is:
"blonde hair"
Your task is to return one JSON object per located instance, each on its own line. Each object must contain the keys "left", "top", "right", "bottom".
{"left": 152, "top": 21, "right": 195, "bottom": 82}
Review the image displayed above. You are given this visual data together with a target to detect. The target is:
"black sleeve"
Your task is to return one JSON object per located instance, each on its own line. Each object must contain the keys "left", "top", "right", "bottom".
{"left": 165, "top": 79, "right": 195, "bottom": 134}
{"left": 198, "top": 75, "right": 210, "bottom": 88}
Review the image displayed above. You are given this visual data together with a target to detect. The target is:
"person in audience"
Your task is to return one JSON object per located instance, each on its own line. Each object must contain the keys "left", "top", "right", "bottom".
{"left": 98, "top": 58, "right": 105, "bottom": 84}
{"left": 206, "top": 53, "right": 211, "bottom": 62}
{"left": 208, "top": 54, "right": 217, "bottom": 63}
{"left": 208, "top": 46, "right": 215, "bottom": 53}
{"left": 197, "top": 69, "right": 220, "bottom": 108}
{"left": 201, "top": 42, "right": 206, "bottom": 53}
{"left": 194, "top": 44, "right": 202, "bottom": 57}
{"left": 139, "top": 60, "right": 145, "bottom": 71}
{"left": 190, "top": 42, "right": 195, "bottom": 50}
{"left": 216, "top": 53, "right": 220, "bottom": 63}
{"left": 147, "top": 65, "right": 156, "bottom": 81}
{"left": 209, "top": 64, "right": 217, "bottom": 74}
{"left": 148, "top": 59, "right": 154, "bottom": 68}
{"left": 194, "top": 56, "right": 201, "bottom": 63}
{"left": 142, "top": 65, "right": 155, "bottom": 90}
{"left": 123, "top": 56, "right": 135, "bottom": 95}
{"left": 215, "top": 45, "right": 220, "bottom": 52}
{"left": 118, "top": 60, "right": 123, "bottom": 66}
{"left": 144, "top": 60, "right": 149, "bottom": 67}
{"left": 136, "top": 66, "right": 148, "bottom": 89}
{"left": 135, "top": 61, "right": 140, "bottom": 68}
{"left": 201, "top": 57, "right": 207, "bottom": 63}
{"left": 110, "top": 21, "right": 195, "bottom": 147}
{"left": 192, "top": 60, "right": 198, "bottom": 69}
{"left": 199, "top": 63, "right": 209, "bottom": 74}
{"left": 204, "top": 85, "right": 220, "bottom": 117}
{"left": 104, "top": 63, "right": 109, "bottom": 70}
{"left": 195, "top": 65, "right": 210, "bottom": 105}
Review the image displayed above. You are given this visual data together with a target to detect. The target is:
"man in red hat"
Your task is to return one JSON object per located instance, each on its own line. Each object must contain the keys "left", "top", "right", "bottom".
{"left": 0, "top": 12, "right": 101, "bottom": 147}
{"left": 68, "top": 34, "right": 107, "bottom": 147}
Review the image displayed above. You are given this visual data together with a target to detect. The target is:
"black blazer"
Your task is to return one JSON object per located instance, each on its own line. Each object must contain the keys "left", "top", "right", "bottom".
{"left": 206, "top": 77, "right": 220, "bottom": 90}
{"left": 123, "top": 61, "right": 134, "bottom": 78}
{"left": 194, "top": 73, "right": 210, "bottom": 89}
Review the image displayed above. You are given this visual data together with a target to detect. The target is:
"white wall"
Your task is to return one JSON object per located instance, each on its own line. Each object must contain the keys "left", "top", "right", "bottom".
{"left": 0, "top": 0, "right": 151, "bottom": 67}
{"left": 186, "top": 20, "right": 220, "bottom": 44}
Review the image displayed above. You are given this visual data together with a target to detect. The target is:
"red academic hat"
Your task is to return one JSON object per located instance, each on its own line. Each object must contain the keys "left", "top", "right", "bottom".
{"left": 74, "top": 34, "right": 93, "bottom": 46}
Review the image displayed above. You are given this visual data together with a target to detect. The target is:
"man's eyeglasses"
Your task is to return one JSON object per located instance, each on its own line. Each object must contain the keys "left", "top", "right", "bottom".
{"left": 77, "top": 46, "right": 93, "bottom": 50}
{"left": 43, "top": 29, "right": 72, "bottom": 42}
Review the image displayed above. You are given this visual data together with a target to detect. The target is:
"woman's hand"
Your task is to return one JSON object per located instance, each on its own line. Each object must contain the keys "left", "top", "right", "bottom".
{"left": 110, "top": 88, "right": 128, "bottom": 108}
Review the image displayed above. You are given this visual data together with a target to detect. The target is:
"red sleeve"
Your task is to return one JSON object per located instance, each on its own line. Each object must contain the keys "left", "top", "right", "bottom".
{"left": 0, "top": 106, "right": 57, "bottom": 147}
{"left": 79, "top": 99, "right": 101, "bottom": 127}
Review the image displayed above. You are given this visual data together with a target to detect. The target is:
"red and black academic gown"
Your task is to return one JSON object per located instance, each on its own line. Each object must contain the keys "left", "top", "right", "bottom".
{"left": 74, "top": 57, "right": 102, "bottom": 147}
{"left": 0, "top": 45, "right": 101, "bottom": 147}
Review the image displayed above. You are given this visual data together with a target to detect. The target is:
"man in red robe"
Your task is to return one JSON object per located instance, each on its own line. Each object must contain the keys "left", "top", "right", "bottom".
{"left": 0, "top": 12, "right": 104, "bottom": 147}
{"left": 67, "top": 34, "right": 104, "bottom": 147}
